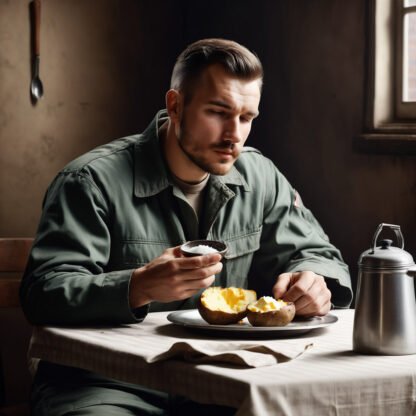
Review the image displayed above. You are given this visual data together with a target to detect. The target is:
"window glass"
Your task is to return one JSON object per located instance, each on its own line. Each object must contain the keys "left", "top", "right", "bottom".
{"left": 405, "top": 0, "right": 416, "bottom": 7}
{"left": 403, "top": 12, "right": 416, "bottom": 102}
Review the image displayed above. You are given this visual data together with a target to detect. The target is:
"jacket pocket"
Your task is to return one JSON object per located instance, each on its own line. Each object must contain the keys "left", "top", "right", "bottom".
{"left": 223, "top": 228, "right": 262, "bottom": 260}
{"left": 219, "top": 228, "right": 262, "bottom": 288}
{"left": 115, "top": 239, "right": 171, "bottom": 267}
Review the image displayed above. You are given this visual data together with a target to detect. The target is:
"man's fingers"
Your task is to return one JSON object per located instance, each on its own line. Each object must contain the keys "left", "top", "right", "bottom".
{"left": 174, "top": 253, "right": 222, "bottom": 270}
{"left": 184, "top": 275, "right": 216, "bottom": 291}
{"left": 273, "top": 271, "right": 332, "bottom": 317}
{"left": 290, "top": 277, "right": 322, "bottom": 310}
{"left": 296, "top": 276, "right": 331, "bottom": 311}
{"left": 282, "top": 271, "right": 315, "bottom": 303}
{"left": 273, "top": 273, "right": 293, "bottom": 299}
{"left": 147, "top": 253, "right": 222, "bottom": 284}
{"left": 171, "top": 245, "right": 184, "bottom": 257}
{"left": 296, "top": 297, "right": 332, "bottom": 317}
{"left": 171, "top": 275, "right": 216, "bottom": 300}
{"left": 180, "top": 262, "right": 223, "bottom": 281}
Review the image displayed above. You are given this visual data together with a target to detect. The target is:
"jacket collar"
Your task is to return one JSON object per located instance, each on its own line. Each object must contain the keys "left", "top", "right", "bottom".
{"left": 134, "top": 110, "right": 250, "bottom": 198}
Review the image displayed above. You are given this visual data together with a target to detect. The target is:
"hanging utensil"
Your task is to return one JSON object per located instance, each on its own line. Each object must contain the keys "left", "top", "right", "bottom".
{"left": 30, "top": 0, "right": 44, "bottom": 102}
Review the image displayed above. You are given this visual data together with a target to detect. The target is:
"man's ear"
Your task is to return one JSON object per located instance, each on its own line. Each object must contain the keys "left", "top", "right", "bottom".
{"left": 166, "top": 89, "right": 182, "bottom": 124}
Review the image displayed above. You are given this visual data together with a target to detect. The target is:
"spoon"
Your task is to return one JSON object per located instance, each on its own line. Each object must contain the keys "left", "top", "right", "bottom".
{"left": 30, "top": 0, "right": 44, "bottom": 101}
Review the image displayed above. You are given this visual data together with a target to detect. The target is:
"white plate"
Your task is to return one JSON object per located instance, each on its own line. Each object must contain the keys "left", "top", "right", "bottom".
{"left": 167, "top": 309, "right": 338, "bottom": 337}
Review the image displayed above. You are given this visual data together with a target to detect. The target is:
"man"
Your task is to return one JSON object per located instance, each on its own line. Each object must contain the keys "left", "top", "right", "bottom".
{"left": 21, "top": 38, "right": 352, "bottom": 415}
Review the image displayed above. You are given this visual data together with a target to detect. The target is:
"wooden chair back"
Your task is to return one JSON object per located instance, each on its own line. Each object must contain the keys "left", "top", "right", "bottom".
{"left": 0, "top": 238, "right": 33, "bottom": 308}
{"left": 0, "top": 238, "right": 33, "bottom": 416}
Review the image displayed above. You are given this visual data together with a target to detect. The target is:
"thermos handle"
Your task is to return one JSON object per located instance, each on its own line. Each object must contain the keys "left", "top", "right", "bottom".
{"left": 371, "top": 223, "right": 404, "bottom": 253}
{"left": 407, "top": 267, "right": 416, "bottom": 278}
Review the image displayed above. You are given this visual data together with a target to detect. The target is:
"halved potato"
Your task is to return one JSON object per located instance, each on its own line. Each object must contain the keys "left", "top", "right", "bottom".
{"left": 198, "top": 287, "right": 257, "bottom": 325}
{"left": 247, "top": 296, "right": 296, "bottom": 327}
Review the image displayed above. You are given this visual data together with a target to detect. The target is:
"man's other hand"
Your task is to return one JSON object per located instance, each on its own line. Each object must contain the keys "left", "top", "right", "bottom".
{"left": 272, "top": 271, "right": 331, "bottom": 317}
{"left": 129, "top": 246, "right": 222, "bottom": 309}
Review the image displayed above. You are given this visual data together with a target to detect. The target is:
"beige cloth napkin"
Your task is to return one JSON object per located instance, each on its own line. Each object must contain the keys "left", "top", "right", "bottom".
{"left": 141, "top": 339, "right": 313, "bottom": 367}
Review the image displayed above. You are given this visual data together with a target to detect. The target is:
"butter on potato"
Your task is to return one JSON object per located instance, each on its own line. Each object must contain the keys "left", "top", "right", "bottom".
{"left": 247, "top": 296, "right": 296, "bottom": 327}
{"left": 198, "top": 287, "right": 257, "bottom": 325}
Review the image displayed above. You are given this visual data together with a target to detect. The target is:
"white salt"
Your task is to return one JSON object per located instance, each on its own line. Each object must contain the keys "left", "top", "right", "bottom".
{"left": 187, "top": 244, "right": 218, "bottom": 254}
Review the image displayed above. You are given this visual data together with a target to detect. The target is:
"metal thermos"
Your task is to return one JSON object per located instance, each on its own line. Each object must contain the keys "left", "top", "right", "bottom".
{"left": 353, "top": 223, "right": 416, "bottom": 355}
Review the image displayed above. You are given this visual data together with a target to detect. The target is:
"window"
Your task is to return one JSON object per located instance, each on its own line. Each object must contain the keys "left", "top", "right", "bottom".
{"left": 396, "top": 0, "right": 416, "bottom": 118}
{"left": 360, "top": 0, "right": 416, "bottom": 153}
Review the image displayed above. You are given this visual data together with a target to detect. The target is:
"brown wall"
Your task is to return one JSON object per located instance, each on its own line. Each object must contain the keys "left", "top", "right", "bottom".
{"left": 2, "top": 0, "right": 416, "bottom": 296}
{"left": 0, "top": 0, "right": 181, "bottom": 235}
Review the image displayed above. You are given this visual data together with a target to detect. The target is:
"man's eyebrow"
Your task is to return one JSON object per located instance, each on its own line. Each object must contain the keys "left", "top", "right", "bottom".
{"left": 207, "top": 100, "right": 259, "bottom": 117}
{"left": 207, "top": 100, "right": 232, "bottom": 109}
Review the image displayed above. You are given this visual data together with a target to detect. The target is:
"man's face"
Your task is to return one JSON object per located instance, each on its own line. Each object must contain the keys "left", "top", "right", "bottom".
{"left": 175, "top": 65, "right": 261, "bottom": 176}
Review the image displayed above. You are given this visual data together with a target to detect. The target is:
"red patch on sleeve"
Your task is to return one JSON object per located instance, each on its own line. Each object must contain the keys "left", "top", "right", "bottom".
{"left": 294, "top": 191, "right": 302, "bottom": 208}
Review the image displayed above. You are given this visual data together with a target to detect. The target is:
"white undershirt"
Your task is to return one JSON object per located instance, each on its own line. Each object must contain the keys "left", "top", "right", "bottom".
{"left": 171, "top": 174, "right": 210, "bottom": 219}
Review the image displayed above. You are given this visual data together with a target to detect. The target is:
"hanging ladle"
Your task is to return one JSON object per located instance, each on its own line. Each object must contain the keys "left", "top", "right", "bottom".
{"left": 30, "top": 0, "right": 44, "bottom": 102}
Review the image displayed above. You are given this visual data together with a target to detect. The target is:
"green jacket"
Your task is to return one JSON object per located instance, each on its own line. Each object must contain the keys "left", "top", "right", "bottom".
{"left": 20, "top": 111, "right": 352, "bottom": 325}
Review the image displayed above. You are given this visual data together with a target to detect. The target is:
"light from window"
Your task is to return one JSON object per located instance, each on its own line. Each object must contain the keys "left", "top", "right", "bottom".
{"left": 396, "top": 0, "right": 416, "bottom": 119}
{"left": 403, "top": 10, "right": 416, "bottom": 101}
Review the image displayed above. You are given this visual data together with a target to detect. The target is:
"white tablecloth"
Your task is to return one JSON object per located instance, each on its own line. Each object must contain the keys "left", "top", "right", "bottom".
{"left": 28, "top": 310, "right": 416, "bottom": 415}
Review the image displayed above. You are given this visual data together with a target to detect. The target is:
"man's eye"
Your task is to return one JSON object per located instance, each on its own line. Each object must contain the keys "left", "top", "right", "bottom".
{"left": 208, "top": 109, "right": 226, "bottom": 117}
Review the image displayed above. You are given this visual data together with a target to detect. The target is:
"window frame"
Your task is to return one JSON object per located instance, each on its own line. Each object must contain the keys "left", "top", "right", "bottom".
{"left": 359, "top": 0, "right": 416, "bottom": 153}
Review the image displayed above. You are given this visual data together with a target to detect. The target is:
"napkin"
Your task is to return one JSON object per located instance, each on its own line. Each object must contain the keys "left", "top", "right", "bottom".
{"left": 143, "top": 339, "right": 313, "bottom": 368}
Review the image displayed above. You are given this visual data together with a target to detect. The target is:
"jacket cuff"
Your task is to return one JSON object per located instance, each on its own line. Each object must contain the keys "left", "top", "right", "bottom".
{"left": 324, "top": 276, "right": 353, "bottom": 309}
{"left": 131, "top": 304, "right": 150, "bottom": 322}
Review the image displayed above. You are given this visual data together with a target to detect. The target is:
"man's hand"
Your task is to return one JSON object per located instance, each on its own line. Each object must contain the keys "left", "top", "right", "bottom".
{"left": 129, "top": 246, "right": 223, "bottom": 309}
{"left": 272, "top": 271, "right": 331, "bottom": 317}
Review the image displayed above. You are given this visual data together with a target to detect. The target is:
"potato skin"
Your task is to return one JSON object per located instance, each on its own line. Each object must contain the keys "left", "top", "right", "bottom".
{"left": 198, "top": 297, "right": 247, "bottom": 325}
{"left": 247, "top": 302, "right": 296, "bottom": 327}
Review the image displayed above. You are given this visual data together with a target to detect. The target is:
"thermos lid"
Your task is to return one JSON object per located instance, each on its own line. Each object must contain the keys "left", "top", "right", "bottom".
{"left": 359, "top": 223, "right": 415, "bottom": 270}
{"left": 359, "top": 239, "right": 415, "bottom": 269}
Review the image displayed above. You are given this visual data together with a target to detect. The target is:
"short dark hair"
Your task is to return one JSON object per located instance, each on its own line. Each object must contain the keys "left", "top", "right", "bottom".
{"left": 171, "top": 38, "right": 263, "bottom": 102}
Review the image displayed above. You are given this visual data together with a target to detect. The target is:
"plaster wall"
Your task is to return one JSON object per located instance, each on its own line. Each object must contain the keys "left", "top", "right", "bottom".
{"left": 0, "top": 0, "right": 180, "bottom": 236}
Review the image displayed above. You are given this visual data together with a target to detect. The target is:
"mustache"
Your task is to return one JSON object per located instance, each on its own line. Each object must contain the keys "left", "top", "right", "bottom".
{"left": 212, "top": 141, "right": 235, "bottom": 151}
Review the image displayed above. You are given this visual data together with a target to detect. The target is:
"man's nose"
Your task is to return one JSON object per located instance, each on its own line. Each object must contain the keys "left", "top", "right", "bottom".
{"left": 224, "top": 117, "right": 242, "bottom": 143}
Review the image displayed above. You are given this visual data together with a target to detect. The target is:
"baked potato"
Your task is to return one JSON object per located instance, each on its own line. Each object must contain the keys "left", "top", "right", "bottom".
{"left": 198, "top": 287, "right": 257, "bottom": 325}
{"left": 247, "top": 296, "right": 296, "bottom": 327}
